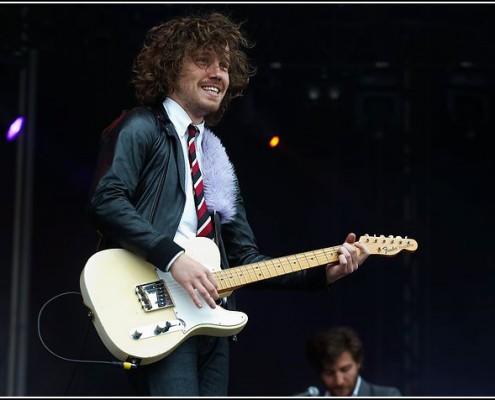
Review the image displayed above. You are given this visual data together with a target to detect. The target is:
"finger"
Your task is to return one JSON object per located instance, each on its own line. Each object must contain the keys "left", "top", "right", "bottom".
{"left": 198, "top": 271, "right": 219, "bottom": 299}
{"left": 338, "top": 253, "right": 353, "bottom": 273}
{"left": 338, "top": 254, "right": 348, "bottom": 271}
{"left": 338, "top": 246, "right": 349, "bottom": 266}
{"left": 205, "top": 293, "right": 217, "bottom": 309}
{"left": 339, "top": 249, "right": 358, "bottom": 272}
{"left": 351, "top": 243, "right": 368, "bottom": 266}
{"left": 345, "top": 232, "right": 357, "bottom": 244}
{"left": 186, "top": 286, "right": 203, "bottom": 309}
{"left": 343, "top": 242, "right": 360, "bottom": 266}
{"left": 354, "top": 242, "right": 370, "bottom": 259}
{"left": 340, "top": 244, "right": 354, "bottom": 262}
{"left": 203, "top": 270, "right": 219, "bottom": 292}
{"left": 196, "top": 284, "right": 217, "bottom": 309}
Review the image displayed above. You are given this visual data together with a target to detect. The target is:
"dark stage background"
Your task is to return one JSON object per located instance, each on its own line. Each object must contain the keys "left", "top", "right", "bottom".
{"left": 1, "top": 2, "right": 494, "bottom": 397}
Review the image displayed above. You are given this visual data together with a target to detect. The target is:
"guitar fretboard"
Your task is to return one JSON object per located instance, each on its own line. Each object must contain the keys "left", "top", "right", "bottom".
{"left": 214, "top": 246, "right": 340, "bottom": 293}
{"left": 212, "top": 235, "right": 418, "bottom": 294}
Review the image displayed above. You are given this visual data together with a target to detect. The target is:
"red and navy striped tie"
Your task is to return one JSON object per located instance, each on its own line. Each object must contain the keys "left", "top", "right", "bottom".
{"left": 187, "top": 124, "right": 214, "bottom": 239}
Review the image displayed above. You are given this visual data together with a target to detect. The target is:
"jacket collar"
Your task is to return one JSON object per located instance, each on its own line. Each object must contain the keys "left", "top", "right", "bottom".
{"left": 148, "top": 102, "right": 179, "bottom": 140}
{"left": 150, "top": 102, "right": 170, "bottom": 123}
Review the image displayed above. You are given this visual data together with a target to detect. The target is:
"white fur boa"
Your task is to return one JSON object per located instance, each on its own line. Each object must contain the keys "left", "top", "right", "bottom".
{"left": 200, "top": 128, "right": 238, "bottom": 224}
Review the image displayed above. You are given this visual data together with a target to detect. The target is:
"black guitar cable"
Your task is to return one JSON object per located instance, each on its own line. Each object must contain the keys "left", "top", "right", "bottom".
{"left": 37, "top": 291, "right": 137, "bottom": 371}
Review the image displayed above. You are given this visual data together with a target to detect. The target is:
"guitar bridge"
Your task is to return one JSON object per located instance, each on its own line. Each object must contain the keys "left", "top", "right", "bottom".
{"left": 135, "top": 280, "right": 173, "bottom": 311}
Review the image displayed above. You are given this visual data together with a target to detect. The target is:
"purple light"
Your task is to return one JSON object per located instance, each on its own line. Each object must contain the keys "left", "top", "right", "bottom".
{"left": 6, "top": 116, "right": 25, "bottom": 141}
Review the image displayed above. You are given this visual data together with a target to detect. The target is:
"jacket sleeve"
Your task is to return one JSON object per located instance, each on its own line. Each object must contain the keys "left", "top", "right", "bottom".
{"left": 220, "top": 179, "right": 329, "bottom": 291}
{"left": 87, "top": 108, "right": 183, "bottom": 271}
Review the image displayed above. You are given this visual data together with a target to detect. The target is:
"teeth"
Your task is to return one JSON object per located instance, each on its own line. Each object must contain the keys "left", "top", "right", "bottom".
{"left": 202, "top": 86, "right": 219, "bottom": 94}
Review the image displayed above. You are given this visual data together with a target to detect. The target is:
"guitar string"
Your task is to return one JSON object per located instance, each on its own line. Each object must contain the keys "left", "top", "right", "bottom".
{"left": 212, "top": 245, "right": 341, "bottom": 289}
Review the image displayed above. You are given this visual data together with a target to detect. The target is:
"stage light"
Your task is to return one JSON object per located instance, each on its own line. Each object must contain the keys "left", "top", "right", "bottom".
{"left": 269, "top": 135, "right": 280, "bottom": 148}
{"left": 6, "top": 116, "right": 24, "bottom": 141}
{"left": 307, "top": 86, "right": 320, "bottom": 101}
{"left": 328, "top": 86, "right": 341, "bottom": 101}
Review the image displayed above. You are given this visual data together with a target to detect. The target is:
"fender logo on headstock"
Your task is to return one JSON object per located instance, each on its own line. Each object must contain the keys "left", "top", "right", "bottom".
{"left": 359, "top": 234, "right": 418, "bottom": 256}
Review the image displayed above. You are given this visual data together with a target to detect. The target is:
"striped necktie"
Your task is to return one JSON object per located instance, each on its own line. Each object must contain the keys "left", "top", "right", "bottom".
{"left": 187, "top": 124, "right": 214, "bottom": 239}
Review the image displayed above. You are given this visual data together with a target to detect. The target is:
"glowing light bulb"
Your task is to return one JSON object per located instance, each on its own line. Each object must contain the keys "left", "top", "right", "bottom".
{"left": 6, "top": 116, "right": 25, "bottom": 141}
{"left": 269, "top": 135, "right": 280, "bottom": 148}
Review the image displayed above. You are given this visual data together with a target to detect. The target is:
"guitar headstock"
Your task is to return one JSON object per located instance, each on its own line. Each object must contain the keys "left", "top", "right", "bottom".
{"left": 358, "top": 234, "right": 418, "bottom": 256}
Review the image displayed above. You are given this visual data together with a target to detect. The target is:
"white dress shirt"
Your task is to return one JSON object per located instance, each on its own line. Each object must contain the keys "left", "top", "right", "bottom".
{"left": 162, "top": 97, "right": 206, "bottom": 269}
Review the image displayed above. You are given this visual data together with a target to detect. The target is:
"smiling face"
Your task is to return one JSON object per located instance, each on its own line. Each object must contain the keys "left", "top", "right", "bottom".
{"left": 320, "top": 350, "right": 361, "bottom": 396}
{"left": 169, "top": 47, "right": 230, "bottom": 124}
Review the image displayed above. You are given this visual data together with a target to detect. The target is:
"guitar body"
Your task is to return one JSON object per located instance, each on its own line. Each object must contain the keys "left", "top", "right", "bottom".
{"left": 80, "top": 237, "right": 248, "bottom": 365}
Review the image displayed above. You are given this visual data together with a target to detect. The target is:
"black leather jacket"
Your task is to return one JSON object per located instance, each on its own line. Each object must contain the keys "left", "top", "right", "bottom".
{"left": 88, "top": 104, "right": 329, "bottom": 310}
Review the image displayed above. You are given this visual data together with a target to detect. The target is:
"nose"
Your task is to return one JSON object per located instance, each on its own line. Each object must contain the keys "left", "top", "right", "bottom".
{"left": 335, "top": 372, "right": 345, "bottom": 385}
{"left": 207, "top": 64, "right": 225, "bottom": 79}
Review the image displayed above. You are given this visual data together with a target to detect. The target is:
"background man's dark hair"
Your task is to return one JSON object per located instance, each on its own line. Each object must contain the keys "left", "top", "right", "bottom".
{"left": 306, "top": 326, "right": 364, "bottom": 373}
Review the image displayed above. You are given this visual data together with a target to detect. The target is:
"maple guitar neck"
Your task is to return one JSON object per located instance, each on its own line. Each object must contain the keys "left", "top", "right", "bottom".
{"left": 213, "top": 234, "right": 418, "bottom": 295}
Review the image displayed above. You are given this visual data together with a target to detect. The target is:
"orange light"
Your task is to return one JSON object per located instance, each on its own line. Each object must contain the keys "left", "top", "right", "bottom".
{"left": 269, "top": 135, "right": 280, "bottom": 148}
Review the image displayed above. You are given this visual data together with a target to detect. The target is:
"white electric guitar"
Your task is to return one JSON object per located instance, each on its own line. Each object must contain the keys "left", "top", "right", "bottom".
{"left": 80, "top": 234, "right": 418, "bottom": 366}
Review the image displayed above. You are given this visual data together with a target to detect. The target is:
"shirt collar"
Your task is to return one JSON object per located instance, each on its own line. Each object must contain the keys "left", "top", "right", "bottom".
{"left": 352, "top": 375, "right": 362, "bottom": 396}
{"left": 163, "top": 97, "right": 205, "bottom": 138}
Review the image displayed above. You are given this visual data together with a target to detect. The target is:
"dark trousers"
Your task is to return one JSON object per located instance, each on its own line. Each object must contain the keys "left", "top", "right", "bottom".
{"left": 128, "top": 335, "right": 230, "bottom": 396}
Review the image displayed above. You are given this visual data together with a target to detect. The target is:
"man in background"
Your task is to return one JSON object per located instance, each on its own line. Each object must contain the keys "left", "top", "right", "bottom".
{"left": 305, "top": 326, "right": 401, "bottom": 396}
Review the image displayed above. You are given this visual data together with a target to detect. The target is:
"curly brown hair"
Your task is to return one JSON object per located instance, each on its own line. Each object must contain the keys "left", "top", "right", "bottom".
{"left": 131, "top": 11, "right": 256, "bottom": 126}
